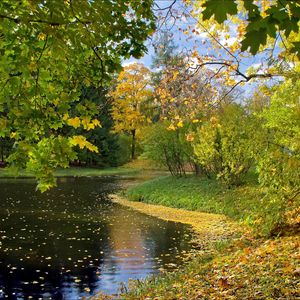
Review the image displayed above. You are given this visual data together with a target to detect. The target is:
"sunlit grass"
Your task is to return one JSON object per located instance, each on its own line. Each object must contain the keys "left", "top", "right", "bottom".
{"left": 126, "top": 173, "right": 265, "bottom": 227}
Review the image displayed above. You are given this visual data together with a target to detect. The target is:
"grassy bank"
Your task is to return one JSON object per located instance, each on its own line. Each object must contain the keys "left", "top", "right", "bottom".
{"left": 0, "top": 166, "right": 140, "bottom": 178}
{"left": 110, "top": 194, "right": 238, "bottom": 242}
{"left": 126, "top": 175, "right": 265, "bottom": 231}
{"left": 121, "top": 235, "right": 299, "bottom": 300}
{"left": 117, "top": 175, "right": 299, "bottom": 300}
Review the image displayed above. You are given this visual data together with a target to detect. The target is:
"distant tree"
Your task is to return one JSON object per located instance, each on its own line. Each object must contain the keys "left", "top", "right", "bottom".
{"left": 68, "top": 86, "right": 124, "bottom": 167}
{"left": 142, "top": 122, "right": 191, "bottom": 177}
{"left": 110, "top": 63, "right": 153, "bottom": 160}
{"left": 0, "top": 0, "right": 155, "bottom": 190}
{"left": 0, "top": 137, "right": 13, "bottom": 166}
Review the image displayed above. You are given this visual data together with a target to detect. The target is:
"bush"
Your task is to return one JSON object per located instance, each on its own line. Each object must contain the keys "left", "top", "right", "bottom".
{"left": 192, "top": 104, "right": 255, "bottom": 186}
{"left": 142, "top": 122, "right": 194, "bottom": 176}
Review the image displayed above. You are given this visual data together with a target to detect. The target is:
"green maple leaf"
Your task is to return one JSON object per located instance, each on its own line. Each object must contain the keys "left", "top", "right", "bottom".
{"left": 290, "top": 42, "right": 300, "bottom": 60}
{"left": 241, "top": 28, "right": 267, "bottom": 55}
{"left": 202, "top": 0, "right": 237, "bottom": 23}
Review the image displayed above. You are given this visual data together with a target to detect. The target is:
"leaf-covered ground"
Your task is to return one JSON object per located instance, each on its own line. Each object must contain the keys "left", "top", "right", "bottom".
{"left": 110, "top": 194, "right": 239, "bottom": 243}
{"left": 121, "top": 235, "right": 300, "bottom": 300}
{"left": 101, "top": 174, "right": 300, "bottom": 300}
{"left": 94, "top": 194, "right": 299, "bottom": 300}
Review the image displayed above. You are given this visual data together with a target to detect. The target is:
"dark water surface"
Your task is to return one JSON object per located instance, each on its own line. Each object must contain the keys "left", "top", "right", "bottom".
{"left": 0, "top": 177, "right": 196, "bottom": 299}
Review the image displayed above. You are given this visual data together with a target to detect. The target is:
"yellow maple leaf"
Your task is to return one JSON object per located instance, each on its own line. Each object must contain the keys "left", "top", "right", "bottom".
{"left": 168, "top": 124, "right": 176, "bottom": 131}
{"left": 67, "top": 117, "right": 81, "bottom": 128}
{"left": 177, "top": 120, "right": 184, "bottom": 128}
{"left": 69, "top": 135, "right": 86, "bottom": 149}
{"left": 69, "top": 135, "right": 99, "bottom": 153}
{"left": 92, "top": 119, "right": 101, "bottom": 127}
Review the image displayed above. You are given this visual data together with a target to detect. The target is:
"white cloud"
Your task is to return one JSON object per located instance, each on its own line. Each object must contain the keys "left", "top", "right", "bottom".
{"left": 122, "top": 60, "right": 136, "bottom": 67}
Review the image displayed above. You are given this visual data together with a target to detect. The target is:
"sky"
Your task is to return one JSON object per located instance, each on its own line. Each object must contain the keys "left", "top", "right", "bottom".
{"left": 123, "top": 0, "right": 283, "bottom": 100}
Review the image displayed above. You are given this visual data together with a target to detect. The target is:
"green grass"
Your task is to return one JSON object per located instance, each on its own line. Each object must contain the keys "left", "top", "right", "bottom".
{"left": 0, "top": 166, "right": 140, "bottom": 178}
{"left": 126, "top": 173, "right": 266, "bottom": 228}
{"left": 121, "top": 174, "right": 299, "bottom": 300}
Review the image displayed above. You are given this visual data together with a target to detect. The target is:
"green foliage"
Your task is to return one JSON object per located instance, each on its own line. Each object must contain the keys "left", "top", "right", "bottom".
{"left": 202, "top": 0, "right": 237, "bottom": 23}
{"left": 142, "top": 123, "right": 193, "bottom": 176}
{"left": 0, "top": 137, "right": 13, "bottom": 163}
{"left": 201, "top": 0, "right": 300, "bottom": 57}
{"left": 193, "top": 104, "right": 255, "bottom": 186}
{"left": 0, "top": 0, "right": 155, "bottom": 189}
{"left": 255, "top": 76, "right": 300, "bottom": 233}
{"left": 115, "top": 134, "right": 134, "bottom": 166}
{"left": 22, "top": 136, "right": 76, "bottom": 192}
{"left": 69, "top": 86, "right": 124, "bottom": 167}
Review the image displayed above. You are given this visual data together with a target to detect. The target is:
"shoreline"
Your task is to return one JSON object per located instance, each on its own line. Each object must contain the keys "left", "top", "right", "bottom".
{"left": 110, "top": 194, "right": 242, "bottom": 243}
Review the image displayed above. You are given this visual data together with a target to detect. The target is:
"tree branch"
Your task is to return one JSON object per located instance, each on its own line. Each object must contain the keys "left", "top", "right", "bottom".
{"left": 0, "top": 14, "right": 91, "bottom": 26}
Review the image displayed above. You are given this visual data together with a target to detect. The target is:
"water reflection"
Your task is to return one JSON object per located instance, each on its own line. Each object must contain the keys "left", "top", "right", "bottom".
{"left": 0, "top": 177, "right": 195, "bottom": 299}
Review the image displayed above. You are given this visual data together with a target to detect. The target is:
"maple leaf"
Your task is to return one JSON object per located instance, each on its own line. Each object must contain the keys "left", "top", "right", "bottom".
{"left": 67, "top": 117, "right": 81, "bottom": 128}
{"left": 202, "top": 0, "right": 237, "bottom": 23}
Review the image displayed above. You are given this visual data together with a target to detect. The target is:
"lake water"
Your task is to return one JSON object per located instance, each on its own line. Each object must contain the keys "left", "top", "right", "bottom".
{"left": 0, "top": 177, "right": 196, "bottom": 299}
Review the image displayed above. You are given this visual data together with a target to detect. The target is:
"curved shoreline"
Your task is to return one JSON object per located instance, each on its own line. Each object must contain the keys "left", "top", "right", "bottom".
{"left": 109, "top": 194, "right": 241, "bottom": 242}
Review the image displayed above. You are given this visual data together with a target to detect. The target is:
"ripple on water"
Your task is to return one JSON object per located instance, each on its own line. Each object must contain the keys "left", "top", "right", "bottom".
{"left": 0, "top": 177, "right": 196, "bottom": 299}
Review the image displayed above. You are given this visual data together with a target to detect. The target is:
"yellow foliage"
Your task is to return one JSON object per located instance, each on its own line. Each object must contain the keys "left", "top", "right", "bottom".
{"left": 67, "top": 117, "right": 81, "bottom": 128}
{"left": 69, "top": 135, "right": 98, "bottom": 153}
{"left": 177, "top": 120, "right": 184, "bottom": 128}
{"left": 167, "top": 124, "right": 176, "bottom": 131}
{"left": 110, "top": 63, "right": 153, "bottom": 133}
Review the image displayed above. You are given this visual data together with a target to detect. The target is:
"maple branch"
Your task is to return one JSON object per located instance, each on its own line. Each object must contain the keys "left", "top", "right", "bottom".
{"left": 92, "top": 47, "right": 105, "bottom": 86}
{"left": 0, "top": 14, "right": 91, "bottom": 26}
{"left": 178, "top": 4, "right": 240, "bottom": 66}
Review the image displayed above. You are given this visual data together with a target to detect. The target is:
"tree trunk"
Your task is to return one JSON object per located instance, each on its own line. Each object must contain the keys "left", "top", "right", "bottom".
{"left": 194, "top": 163, "right": 201, "bottom": 176}
{"left": 0, "top": 138, "right": 4, "bottom": 162}
{"left": 131, "top": 129, "right": 136, "bottom": 160}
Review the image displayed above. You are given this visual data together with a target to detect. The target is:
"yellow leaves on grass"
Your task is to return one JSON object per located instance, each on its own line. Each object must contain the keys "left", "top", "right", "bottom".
{"left": 37, "top": 33, "right": 46, "bottom": 41}
{"left": 69, "top": 135, "right": 98, "bottom": 153}
{"left": 167, "top": 124, "right": 176, "bottom": 131}
{"left": 177, "top": 120, "right": 184, "bottom": 128}
{"left": 186, "top": 133, "right": 194, "bottom": 142}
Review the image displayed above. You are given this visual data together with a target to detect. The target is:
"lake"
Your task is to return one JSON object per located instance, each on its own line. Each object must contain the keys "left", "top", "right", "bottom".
{"left": 0, "top": 177, "right": 196, "bottom": 299}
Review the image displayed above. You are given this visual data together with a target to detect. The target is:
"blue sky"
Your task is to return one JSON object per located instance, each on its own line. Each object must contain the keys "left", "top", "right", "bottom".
{"left": 123, "top": 0, "right": 283, "bottom": 99}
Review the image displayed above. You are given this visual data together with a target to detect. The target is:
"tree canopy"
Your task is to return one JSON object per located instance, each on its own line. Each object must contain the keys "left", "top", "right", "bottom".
{"left": 0, "top": 0, "right": 154, "bottom": 190}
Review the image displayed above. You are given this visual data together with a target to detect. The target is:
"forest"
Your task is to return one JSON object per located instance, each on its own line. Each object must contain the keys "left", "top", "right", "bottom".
{"left": 0, "top": 0, "right": 299, "bottom": 299}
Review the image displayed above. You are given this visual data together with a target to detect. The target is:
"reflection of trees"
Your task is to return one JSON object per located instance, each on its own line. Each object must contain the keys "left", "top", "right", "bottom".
{"left": 138, "top": 218, "right": 194, "bottom": 268}
{"left": 0, "top": 178, "right": 115, "bottom": 298}
{"left": 107, "top": 207, "right": 194, "bottom": 273}
{"left": 0, "top": 177, "right": 195, "bottom": 298}
{"left": 106, "top": 208, "right": 148, "bottom": 272}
